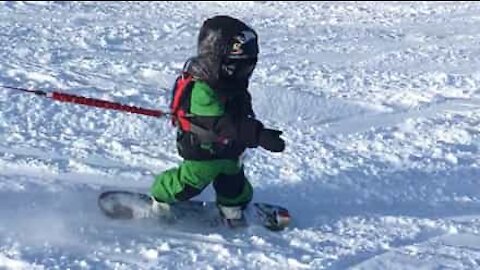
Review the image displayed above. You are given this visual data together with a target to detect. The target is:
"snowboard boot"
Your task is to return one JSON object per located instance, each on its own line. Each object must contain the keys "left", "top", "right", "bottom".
{"left": 217, "top": 204, "right": 247, "bottom": 228}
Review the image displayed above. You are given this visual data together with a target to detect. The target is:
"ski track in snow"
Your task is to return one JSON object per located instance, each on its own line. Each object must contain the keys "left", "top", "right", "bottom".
{"left": 1, "top": 1, "right": 480, "bottom": 269}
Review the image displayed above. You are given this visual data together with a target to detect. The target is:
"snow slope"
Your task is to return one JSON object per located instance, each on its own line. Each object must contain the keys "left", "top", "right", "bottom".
{"left": 1, "top": 1, "right": 480, "bottom": 269}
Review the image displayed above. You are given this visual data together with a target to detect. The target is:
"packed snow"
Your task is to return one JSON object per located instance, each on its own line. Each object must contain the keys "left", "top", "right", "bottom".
{"left": 1, "top": 1, "right": 480, "bottom": 269}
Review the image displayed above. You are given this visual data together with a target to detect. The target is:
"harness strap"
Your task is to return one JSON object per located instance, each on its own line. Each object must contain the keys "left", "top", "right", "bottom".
{"left": 170, "top": 74, "right": 193, "bottom": 129}
{"left": 170, "top": 74, "right": 229, "bottom": 145}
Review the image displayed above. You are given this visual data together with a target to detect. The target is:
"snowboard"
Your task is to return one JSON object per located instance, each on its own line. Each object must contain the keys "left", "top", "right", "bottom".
{"left": 98, "top": 190, "right": 291, "bottom": 231}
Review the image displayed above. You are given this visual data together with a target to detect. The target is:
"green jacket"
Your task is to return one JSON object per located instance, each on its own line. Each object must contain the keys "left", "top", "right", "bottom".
{"left": 175, "top": 78, "right": 263, "bottom": 160}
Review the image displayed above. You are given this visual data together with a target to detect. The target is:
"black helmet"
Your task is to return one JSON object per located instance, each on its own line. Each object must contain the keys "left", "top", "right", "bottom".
{"left": 189, "top": 16, "right": 259, "bottom": 84}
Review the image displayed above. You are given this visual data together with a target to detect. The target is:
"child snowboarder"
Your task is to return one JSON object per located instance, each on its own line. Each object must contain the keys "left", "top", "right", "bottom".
{"left": 150, "top": 15, "right": 285, "bottom": 226}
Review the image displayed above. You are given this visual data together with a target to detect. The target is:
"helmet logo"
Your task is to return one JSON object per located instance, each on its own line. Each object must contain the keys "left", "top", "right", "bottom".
{"left": 231, "top": 42, "right": 243, "bottom": 55}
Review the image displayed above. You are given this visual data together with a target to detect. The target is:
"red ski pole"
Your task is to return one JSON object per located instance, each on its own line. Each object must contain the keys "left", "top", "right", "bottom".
{"left": 1, "top": 85, "right": 168, "bottom": 118}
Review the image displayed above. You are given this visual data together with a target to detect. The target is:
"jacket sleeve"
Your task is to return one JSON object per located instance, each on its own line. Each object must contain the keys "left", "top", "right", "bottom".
{"left": 189, "top": 81, "right": 263, "bottom": 147}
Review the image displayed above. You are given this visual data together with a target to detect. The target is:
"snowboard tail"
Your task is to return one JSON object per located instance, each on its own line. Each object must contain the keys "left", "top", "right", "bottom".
{"left": 98, "top": 190, "right": 291, "bottom": 231}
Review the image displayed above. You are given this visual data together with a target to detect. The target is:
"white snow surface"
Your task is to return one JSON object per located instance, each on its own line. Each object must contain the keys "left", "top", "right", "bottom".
{"left": 1, "top": 1, "right": 480, "bottom": 269}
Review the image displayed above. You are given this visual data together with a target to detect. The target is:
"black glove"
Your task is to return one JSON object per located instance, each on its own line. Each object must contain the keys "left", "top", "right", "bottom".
{"left": 258, "top": 129, "right": 285, "bottom": 153}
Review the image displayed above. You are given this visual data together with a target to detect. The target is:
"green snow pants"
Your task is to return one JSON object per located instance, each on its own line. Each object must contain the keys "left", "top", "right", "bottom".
{"left": 150, "top": 159, "right": 253, "bottom": 207}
